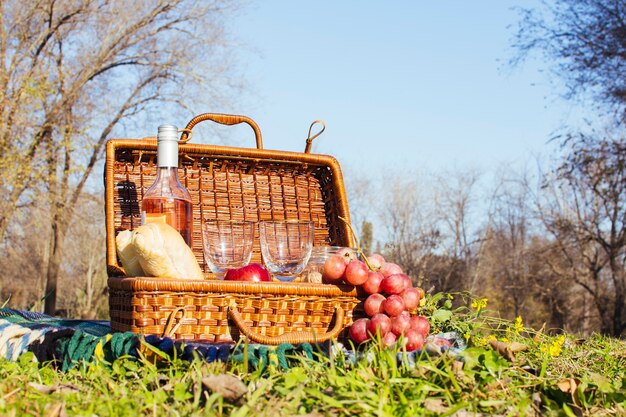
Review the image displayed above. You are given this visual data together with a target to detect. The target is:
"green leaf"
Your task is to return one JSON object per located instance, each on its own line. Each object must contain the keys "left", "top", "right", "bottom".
{"left": 562, "top": 403, "right": 579, "bottom": 417}
{"left": 174, "top": 381, "right": 191, "bottom": 402}
{"left": 431, "top": 309, "right": 453, "bottom": 323}
{"left": 482, "top": 350, "right": 508, "bottom": 375}
{"left": 588, "top": 372, "right": 613, "bottom": 393}
{"left": 283, "top": 367, "right": 307, "bottom": 390}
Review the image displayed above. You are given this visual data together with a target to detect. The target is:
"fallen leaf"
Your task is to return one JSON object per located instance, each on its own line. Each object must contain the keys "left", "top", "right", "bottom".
{"left": 557, "top": 378, "right": 583, "bottom": 408}
{"left": 202, "top": 374, "right": 247, "bottom": 405}
{"left": 45, "top": 402, "right": 67, "bottom": 417}
{"left": 533, "top": 323, "right": 546, "bottom": 343}
{"left": 424, "top": 398, "right": 449, "bottom": 413}
{"left": 450, "top": 409, "right": 487, "bottom": 417}
{"left": 286, "top": 413, "right": 325, "bottom": 417}
{"left": 29, "top": 383, "right": 79, "bottom": 395}
{"left": 557, "top": 378, "right": 579, "bottom": 394}
{"left": 489, "top": 340, "right": 527, "bottom": 362}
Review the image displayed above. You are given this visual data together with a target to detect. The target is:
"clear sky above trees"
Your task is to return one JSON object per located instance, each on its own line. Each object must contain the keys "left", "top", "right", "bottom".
{"left": 221, "top": 1, "right": 590, "bottom": 177}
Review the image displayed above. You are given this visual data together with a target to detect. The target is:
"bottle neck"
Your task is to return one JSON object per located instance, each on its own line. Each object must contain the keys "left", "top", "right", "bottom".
{"left": 157, "top": 140, "right": 179, "bottom": 167}
{"left": 154, "top": 166, "right": 179, "bottom": 177}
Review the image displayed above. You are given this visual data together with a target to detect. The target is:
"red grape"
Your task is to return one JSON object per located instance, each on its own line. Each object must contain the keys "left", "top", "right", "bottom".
{"left": 380, "top": 274, "right": 407, "bottom": 295}
{"left": 403, "top": 329, "right": 425, "bottom": 352}
{"left": 382, "top": 331, "right": 397, "bottom": 347}
{"left": 400, "top": 288, "right": 421, "bottom": 310}
{"left": 362, "top": 271, "right": 384, "bottom": 294}
{"left": 344, "top": 260, "right": 369, "bottom": 285}
{"left": 349, "top": 318, "right": 371, "bottom": 344}
{"left": 364, "top": 293, "right": 386, "bottom": 317}
{"left": 383, "top": 294, "right": 406, "bottom": 317}
{"left": 322, "top": 254, "right": 347, "bottom": 282}
{"left": 336, "top": 247, "right": 357, "bottom": 264}
{"left": 401, "top": 274, "right": 412, "bottom": 289}
{"left": 409, "top": 315, "right": 430, "bottom": 337}
{"left": 390, "top": 312, "right": 411, "bottom": 336}
{"left": 366, "top": 253, "right": 385, "bottom": 271}
{"left": 380, "top": 262, "right": 403, "bottom": 278}
{"left": 367, "top": 313, "right": 391, "bottom": 338}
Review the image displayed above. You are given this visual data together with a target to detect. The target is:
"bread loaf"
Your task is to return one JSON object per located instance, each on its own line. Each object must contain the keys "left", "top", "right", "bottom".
{"left": 115, "top": 230, "right": 145, "bottom": 277}
{"left": 131, "top": 222, "right": 203, "bottom": 280}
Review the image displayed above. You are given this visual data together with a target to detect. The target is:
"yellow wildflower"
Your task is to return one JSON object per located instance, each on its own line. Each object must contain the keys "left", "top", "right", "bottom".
{"left": 471, "top": 298, "right": 488, "bottom": 313}
{"left": 549, "top": 335, "right": 565, "bottom": 357}
{"left": 514, "top": 316, "right": 524, "bottom": 334}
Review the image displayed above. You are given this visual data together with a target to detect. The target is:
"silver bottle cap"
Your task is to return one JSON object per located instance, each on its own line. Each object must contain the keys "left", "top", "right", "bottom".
{"left": 156, "top": 124, "right": 179, "bottom": 167}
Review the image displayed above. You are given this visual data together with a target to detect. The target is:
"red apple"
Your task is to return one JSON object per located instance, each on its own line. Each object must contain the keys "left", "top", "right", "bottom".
{"left": 344, "top": 260, "right": 368, "bottom": 285}
{"left": 224, "top": 263, "right": 271, "bottom": 282}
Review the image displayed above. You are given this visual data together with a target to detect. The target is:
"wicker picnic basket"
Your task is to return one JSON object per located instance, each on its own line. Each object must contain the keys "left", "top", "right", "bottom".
{"left": 106, "top": 113, "right": 367, "bottom": 344}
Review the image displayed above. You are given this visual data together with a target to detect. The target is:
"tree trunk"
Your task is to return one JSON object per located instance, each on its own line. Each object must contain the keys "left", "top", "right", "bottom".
{"left": 44, "top": 221, "right": 63, "bottom": 315}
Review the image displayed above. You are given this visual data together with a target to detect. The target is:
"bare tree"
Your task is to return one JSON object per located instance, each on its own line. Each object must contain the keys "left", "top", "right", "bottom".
{"left": 512, "top": 0, "right": 626, "bottom": 120}
{"left": 537, "top": 135, "right": 626, "bottom": 336}
{"left": 58, "top": 193, "right": 108, "bottom": 319}
{"left": 379, "top": 175, "right": 440, "bottom": 285}
{"left": 0, "top": 0, "right": 242, "bottom": 314}
{"left": 432, "top": 168, "right": 481, "bottom": 292}
{"left": 343, "top": 170, "right": 376, "bottom": 244}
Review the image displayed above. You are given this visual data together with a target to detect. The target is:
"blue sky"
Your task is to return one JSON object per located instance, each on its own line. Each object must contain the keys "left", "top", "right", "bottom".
{"left": 222, "top": 1, "right": 586, "bottom": 178}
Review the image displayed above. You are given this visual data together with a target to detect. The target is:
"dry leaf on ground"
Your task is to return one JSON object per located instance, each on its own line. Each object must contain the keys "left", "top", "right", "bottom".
{"left": 489, "top": 340, "right": 528, "bottom": 362}
{"left": 202, "top": 374, "right": 247, "bottom": 405}
{"left": 29, "top": 383, "right": 79, "bottom": 395}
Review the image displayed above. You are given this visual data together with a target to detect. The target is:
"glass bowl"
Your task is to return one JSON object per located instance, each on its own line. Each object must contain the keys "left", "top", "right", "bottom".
{"left": 301, "top": 246, "right": 358, "bottom": 283}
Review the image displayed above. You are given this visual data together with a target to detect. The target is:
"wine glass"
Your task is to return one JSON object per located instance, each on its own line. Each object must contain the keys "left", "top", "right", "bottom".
{"left": 259, "top": 220, "right": 314, "bottom": 282}
{"left": 202, "top": 220, "right": 255, "bottom": 279}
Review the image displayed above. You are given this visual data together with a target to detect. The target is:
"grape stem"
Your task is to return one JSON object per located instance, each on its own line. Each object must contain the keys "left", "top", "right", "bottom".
{"left": 338, "top": 216, "right": 375, "bottom": 271}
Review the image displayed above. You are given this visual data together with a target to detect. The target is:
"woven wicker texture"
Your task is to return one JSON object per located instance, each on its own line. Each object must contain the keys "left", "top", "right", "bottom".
{"left": 105, "top": 113, "right": 359, "bottom": 344}
{"left": 108, "top": 278, "right": 366, "bottom": 343}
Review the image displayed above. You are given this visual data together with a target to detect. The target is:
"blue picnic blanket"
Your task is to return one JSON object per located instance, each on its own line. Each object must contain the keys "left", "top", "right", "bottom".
{"left": 0, "top": 309, "right": 464, "bottom": 372}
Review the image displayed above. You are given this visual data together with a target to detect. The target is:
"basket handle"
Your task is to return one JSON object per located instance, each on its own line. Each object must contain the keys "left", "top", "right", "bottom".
{"left": 180, "top": 113, "right": 263, "bottom": 149}
{"left": 304, "top": 120, "right": 326, "bottom": 153}
{"left": 228, "top": 302, "right": 345, "bottom": 344}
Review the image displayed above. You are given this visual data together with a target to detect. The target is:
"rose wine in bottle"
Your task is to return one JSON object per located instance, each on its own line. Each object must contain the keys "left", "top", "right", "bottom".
{"left": 141, "top": 124, "right": 193, "bottom": 246}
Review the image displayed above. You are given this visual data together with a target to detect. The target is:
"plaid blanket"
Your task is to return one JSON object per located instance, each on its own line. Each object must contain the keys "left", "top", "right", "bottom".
{"left": 0, "top": 309, "right": 309, "bottom": 371}
{"left": 0, "top": 309, "right": 127, "bottom": 370}
{"left": 0, "top": 308, "right": 464, "bottom": 372}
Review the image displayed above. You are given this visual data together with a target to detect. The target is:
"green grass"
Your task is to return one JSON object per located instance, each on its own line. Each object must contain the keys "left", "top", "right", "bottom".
{"left": 1, "top": 294, "right": 625, "bottom": 416}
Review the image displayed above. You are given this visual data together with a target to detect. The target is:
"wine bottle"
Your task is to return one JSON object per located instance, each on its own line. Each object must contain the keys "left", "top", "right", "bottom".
{"left": 141, "top": 124, "right": 193, "bottom": 246}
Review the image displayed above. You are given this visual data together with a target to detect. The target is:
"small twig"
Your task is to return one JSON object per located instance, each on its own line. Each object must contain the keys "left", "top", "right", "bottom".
{"left": 3, "top": 387, "right": 20, "bottom": 400}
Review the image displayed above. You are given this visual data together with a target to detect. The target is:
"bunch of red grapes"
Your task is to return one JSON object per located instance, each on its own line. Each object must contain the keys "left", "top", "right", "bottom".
{"left": 321, "top": 249, "right": 430, "bottom": 352}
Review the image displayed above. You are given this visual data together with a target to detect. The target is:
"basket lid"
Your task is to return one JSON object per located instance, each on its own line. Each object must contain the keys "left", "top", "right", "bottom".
{"left": 104, "top": 113, "right": 354, "bottom": 278}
